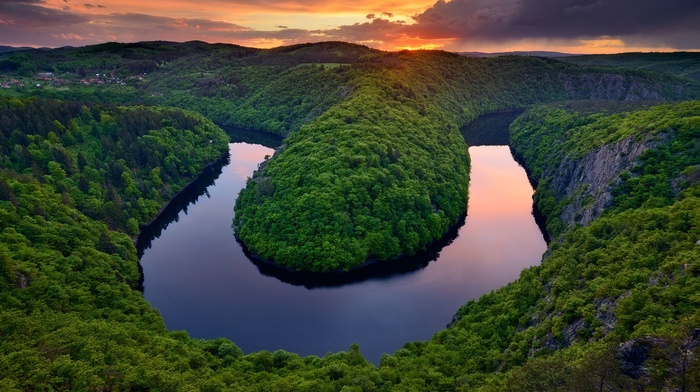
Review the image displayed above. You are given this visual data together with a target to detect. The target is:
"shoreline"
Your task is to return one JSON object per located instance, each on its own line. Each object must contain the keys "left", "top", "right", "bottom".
{"left": 236, "top": 213, "right": 467, "bottom": 288}
{"left": 132, "top": 150, "right": 230, "bottom": 244}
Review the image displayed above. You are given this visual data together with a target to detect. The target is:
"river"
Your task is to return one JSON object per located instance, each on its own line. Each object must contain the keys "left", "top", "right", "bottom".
{"left": 138, "top": 116, "right": 547, "bottom": 363}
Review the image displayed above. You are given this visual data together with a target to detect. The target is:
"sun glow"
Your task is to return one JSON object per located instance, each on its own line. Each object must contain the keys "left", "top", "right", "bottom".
{"left": 6, "top": 0, "right": 700, "bottom": 52}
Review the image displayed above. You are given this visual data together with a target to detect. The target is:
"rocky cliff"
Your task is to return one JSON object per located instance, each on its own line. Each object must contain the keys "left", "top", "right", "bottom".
{"left": 560, "top": 73, "right": 686, "bottom": 101}
{"left": 546, "top": 133, "right": 671, "bottom": 229}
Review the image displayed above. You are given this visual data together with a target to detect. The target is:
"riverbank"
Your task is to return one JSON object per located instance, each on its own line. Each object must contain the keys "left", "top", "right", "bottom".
{"left": 133, "top": 151, "right": 231, "bottom": 245}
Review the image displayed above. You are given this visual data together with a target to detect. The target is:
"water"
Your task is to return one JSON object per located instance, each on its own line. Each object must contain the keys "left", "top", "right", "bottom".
{"left": 139, "top": 123, "right": 547, "bottom": 363}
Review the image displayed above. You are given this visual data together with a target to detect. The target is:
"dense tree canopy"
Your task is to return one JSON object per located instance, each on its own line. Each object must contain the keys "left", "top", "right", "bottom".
{"left": 0, "top": 96, "right": 229, "bottom": 233}
{"left": 233, "top": 49, "right": 694, "bottom": 271}
{"left": 0, "top": 42, "right": 699, "bottom": 390}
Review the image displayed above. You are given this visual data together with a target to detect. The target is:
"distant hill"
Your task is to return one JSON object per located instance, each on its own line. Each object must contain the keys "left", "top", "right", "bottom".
{"left": 458, "top": 50, "right": 576, "bottom": 58}
{"left": 1, "top": 40, "right": 700, "bottom": 391}
{"left": 562, "top": 51, "right": 700, "bottom": 82}
{"left": 0, "top": 45, "right": 39, "bottom": 53}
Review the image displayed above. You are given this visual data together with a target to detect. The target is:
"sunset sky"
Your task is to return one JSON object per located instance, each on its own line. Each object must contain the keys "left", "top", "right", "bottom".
{"left": 1, "top": 0, "right": 699, "bottom": 53}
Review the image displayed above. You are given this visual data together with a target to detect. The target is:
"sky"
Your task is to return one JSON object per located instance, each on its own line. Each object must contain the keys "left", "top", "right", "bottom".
{"left": 1, "top": 0, "right": 699, "bottom": 53}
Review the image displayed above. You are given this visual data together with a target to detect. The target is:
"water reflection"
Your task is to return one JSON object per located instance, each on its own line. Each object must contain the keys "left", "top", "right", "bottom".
{"left": 139, "top": 118, "right": 547, "bottom": 363}
{"left": 136, "top": 155, "right": 229, "bottom": 260}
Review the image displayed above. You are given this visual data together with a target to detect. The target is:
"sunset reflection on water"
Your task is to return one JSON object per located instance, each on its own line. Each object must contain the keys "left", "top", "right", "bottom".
{"left": 140, "top": 142, "right": 546, "bottom": 363}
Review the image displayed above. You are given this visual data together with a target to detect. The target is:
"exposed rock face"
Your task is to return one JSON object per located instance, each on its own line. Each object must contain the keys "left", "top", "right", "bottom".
{"left": 16, "top": 272, "right": 27, "bottom": 289}
{"left": 545, "top": 133, "right": 670, "bottom": 229}
{"left": 536, "top": 318, "right": 587, "bottom": 353}
{"left": 619, "top": 332, "right": 700, "bottom": 381}
{"left": 618, "top": 338, "right": 654, "bottom": 379}
{"left": 593, "top": 297, "right": 621, "bottom": 335}
{"left": 561, "top": 73, "right": 664, "bottom": 101}
{"left": 528, "top": 292, "right": 628, "bottom": 356}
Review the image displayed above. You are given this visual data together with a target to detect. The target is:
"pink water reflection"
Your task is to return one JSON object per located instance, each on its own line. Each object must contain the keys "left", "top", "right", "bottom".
{"left": 140, "top": 143, "right": 547, "bottom": 363}
{"left": 423, "top": 145, "right": 545, "bottom": 292}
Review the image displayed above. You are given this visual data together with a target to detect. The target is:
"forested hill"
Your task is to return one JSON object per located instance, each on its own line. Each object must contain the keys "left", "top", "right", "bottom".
{"left": 0, "top": 41, "right": 377, "bottom": 134}
{"left": 4, "top": 42, "right": 695, "bottom": 271}
{"left": 1, "top": 98, "right": 698, "bottom": 391}
{"left": 0, "top": 96, "right": 230, "bottom": 234}
{"left": 563, "top": 52, "right": 700, "bottom": 82}
{"left": 2, "top": 43, "right": 697, "bottom": 134}
{"left": 1, "top": 42, "right": 700, "bottom": 390}
{"left": 234, "top": 49, "right": 696, "bottom": 272}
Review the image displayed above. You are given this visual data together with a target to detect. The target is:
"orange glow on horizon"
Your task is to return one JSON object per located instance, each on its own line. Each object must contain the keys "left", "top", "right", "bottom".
{"left": 9, "top": 1, "right": 699, "bottom": 53}
{"left": 456, "top": 37, "right": 683, "bottom": 55}
{"left": 467, "top": 146, "right": 534, "bottom": 218}
{"left": 42, "top": 0, "right": 435, "bottom": 20}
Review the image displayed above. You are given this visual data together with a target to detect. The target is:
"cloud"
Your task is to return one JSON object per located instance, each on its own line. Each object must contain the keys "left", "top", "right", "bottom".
{"left": 0, "top": 0, "right": 698, "bottom": 51}
{"left": 409, "top": 0, "right": 700, "bottom": 50}
{"left": 322, "top": 18, "right": 404, "bottom": 42}
{"left": 0, "top": 0, "right": 89, "bottom": 29}
{"left": 0, "top": 2, "right": 251, "bottom": 46}
{"left": 80, "top": 0, "right": 429, "bottom": 15}
{"left": 314, "top": 17, "right": 444, "bottom": 49}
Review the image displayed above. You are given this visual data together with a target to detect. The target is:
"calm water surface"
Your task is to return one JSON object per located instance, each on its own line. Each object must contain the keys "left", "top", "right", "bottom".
{"left": 140, "top": 138, "right": 546, "bottom": 363}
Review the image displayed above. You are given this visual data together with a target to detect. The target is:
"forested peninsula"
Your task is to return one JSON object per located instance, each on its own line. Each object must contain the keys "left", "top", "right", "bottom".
{"left": 1, "top": 42, "right": 699, "bottom": 390}
{"left": 232, "top": 50, "right": 693, "bottom": 271}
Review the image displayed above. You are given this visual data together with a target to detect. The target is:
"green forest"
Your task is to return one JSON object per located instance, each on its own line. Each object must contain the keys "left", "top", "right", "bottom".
{"left": 1, "top": 42, "right": 699, "bottom": 390}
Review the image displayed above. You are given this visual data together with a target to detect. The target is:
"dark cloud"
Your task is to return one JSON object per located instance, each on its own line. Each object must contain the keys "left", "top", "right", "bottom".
{"left": 1, "top": 0, "right": 698, "bottom": 50}
{"left": 0, "top": 0, "right": 89, "bottom": 28}
{"left": 319, "top": 18, "right": 407, "bottom": 43}
{"left": 409, "top": 0, "right": 700, "bottom": 49}
{"left": 0, "top": 5, "right": 315, "bottom": 47}
{"left": 100, "top": 13, "right": 252, "bottom": 34}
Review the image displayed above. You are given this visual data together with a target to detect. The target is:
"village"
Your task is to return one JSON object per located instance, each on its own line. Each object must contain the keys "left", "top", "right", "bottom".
{"left": 1, "top": 70, "right": 140, "bottom": 90}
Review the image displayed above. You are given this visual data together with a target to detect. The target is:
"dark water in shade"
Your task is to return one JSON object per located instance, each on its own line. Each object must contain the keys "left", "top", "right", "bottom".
{"left": 139, "top": 127, "right": 547, "bottom": 363}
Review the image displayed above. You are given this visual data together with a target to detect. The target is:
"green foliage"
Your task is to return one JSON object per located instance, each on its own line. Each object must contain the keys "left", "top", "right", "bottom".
{"left": 511, "top": 100, "right": 700, "bottom": 237}
{"left": 564, "top": 51, "right": 700, "bottom": 82}
{"left": 1, "top": 43, "right": 700, "bottom": 390}
{"left": 234, "top": 50, "right": 694, "bottom": 271}
{"left": 0, "top": 96, "right": 229, "bottom": 231}
{"left": 0, "top": 41, "right": 377, "bottom": 133}
{"left": 234, "top": 54, "right": 473, "bottom": 271}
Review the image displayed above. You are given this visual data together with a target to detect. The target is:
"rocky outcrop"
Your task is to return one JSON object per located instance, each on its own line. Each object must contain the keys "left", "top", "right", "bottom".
{"left": 527, "top": 289, "right": 629, "bottom": 356}
{"left": 545, "top": 133, "right": 671, "bottom": 229}
{"left": 561, "top": 73, "right": 667, "bottom": 101}
{"left": 618, "top": 331, "right": 700, "bottom": 381}
{"left": 16, "top": 271, "right": 27, "bottom": 289}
